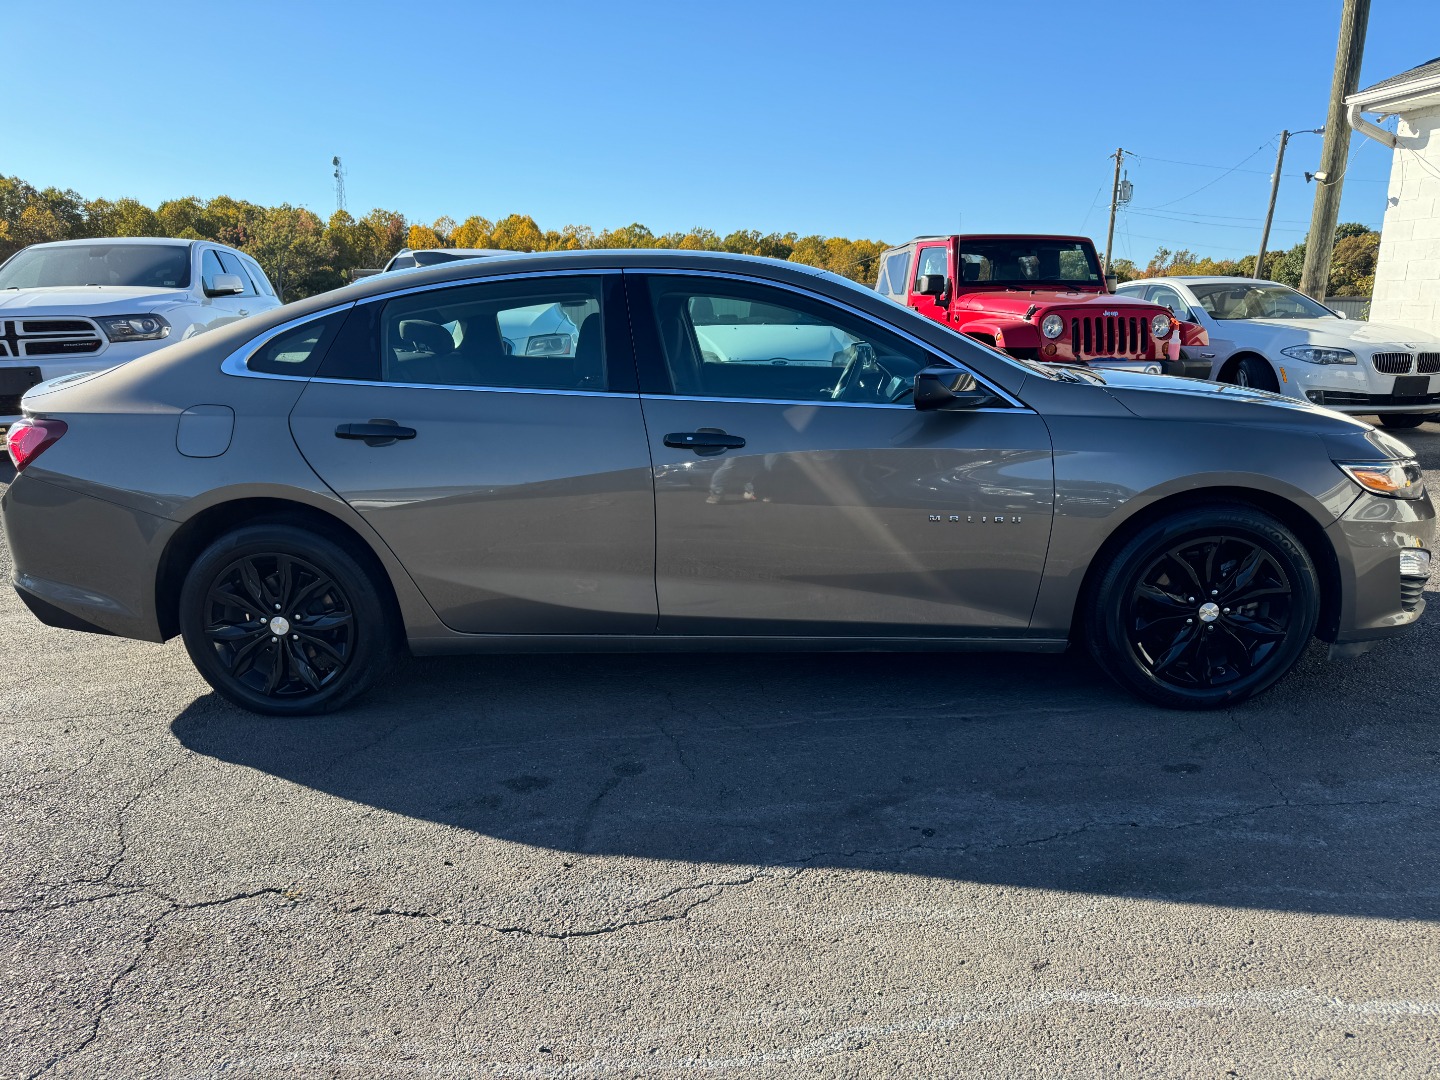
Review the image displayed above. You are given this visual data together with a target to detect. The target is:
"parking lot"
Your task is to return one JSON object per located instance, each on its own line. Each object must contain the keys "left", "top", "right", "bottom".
{"left": 3, "top": 431, "right": 1440, "bottom": 1079}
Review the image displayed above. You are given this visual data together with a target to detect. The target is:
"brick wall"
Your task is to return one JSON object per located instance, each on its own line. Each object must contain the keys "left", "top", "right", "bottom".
{"left": 1371, "top": 105, "right": 1440, "bottom": 334}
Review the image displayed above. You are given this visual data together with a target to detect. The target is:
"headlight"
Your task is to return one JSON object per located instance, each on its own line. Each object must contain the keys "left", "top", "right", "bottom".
{"left": 525, "top": 333, "right": 571, "bottom": 356}
{"left": 94, "top": 314, "right": 171, "bottom": 342}
{"left": 1335, "top": 459, "right": 1426, "bottom": 500}
{"left": 1040, "top": 314, "right": 1065, "bottom": 339}
{"left": 1281, "top": 345, "right": 1356, "bottom": 365}
{"left": 1150, "top": 313, "right": 1173, "bottom": 338}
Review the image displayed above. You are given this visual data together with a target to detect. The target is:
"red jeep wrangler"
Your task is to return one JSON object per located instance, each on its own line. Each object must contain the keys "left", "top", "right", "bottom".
{"left": 875, "top": 235, "right": 1209, "bottom": 377}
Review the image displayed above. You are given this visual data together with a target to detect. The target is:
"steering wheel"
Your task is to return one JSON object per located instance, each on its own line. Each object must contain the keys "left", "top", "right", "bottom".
{"left": 829, "top": 343, "right": 876, "bottom": 401}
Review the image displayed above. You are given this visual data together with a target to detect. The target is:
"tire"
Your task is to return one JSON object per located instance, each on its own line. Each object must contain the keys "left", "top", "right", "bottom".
{"left": 1084, "top": 506, "right": 1320, "bottom": 709}
{"left": 1232, "top": 355, "right": 1279, "bottom": 392}
{"left": 179, "top": 524, "right": 400, "bottom": 716}
{"left": 1377, "top": 413, "right": 1428, "bottom": 430}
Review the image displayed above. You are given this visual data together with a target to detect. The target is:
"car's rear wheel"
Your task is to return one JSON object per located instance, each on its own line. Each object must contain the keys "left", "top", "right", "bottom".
{"left": 179, "top": 524, "right": 399, "bottom": 716}
{"left": 1377, "top": 413, "right": 1429, "bottom": 429}
{"left": 1232, "top": 355, "right": 1279, "bottom": 392}
{"left": 1085, "top": 506, "right": 1319, "bottom": 709}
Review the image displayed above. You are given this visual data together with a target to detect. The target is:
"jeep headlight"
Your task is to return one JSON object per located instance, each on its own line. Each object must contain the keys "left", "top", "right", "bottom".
{"left": 1040, "top": 314, "right": 1065, "bottom": 339}
{"left": 95, "top": 314, "right": 171, "bottom": 342}
{"left": 1282, "top": 344, "right": 1356, "bottom": 365}
{"left": 1335, "top": 459, "right": 1426, "bottom": 500}
{"left": 1150, "top": 313, "right": 1173, "bottom": 338}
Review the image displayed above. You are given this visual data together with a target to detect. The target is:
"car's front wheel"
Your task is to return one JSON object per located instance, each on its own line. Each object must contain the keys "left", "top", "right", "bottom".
{"left": 1085, "top": 506, "right": 1319, "bottom": 709}
{"left": 1232, "top": 355, "right": 1279, "bottom": 392}
{"left": 179, "top": 524, "right": 400, "bottom": 716}
{"left": 1377, "top": 413, "right": 1429, "bottom": 430}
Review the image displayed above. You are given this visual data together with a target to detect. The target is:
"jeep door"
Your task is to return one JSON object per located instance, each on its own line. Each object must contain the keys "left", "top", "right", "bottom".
{"left": 627, "top": 271, "right": 1055, "bottom": 636}
{"left": 288, "top": 272, "right": 657, "bottom": 634}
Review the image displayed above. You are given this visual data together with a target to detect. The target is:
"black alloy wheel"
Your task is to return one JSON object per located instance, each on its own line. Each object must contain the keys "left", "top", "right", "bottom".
{"left": 180, "top": 524, "right": 399, "bottom": 715}
{"left": 1377, "top": 413, "right": 1428, "bottom": 430}
{"left": 1085, "top": 506, "right": 1319, "bottom": 709}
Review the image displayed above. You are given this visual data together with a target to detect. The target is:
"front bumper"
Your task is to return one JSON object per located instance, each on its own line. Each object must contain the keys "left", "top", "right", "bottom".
{"left": 1326, "top": 488, "right": 1434, "bottom": 644}
{"left": 1275, "top": 362, "right": 1440, "bottom": 415}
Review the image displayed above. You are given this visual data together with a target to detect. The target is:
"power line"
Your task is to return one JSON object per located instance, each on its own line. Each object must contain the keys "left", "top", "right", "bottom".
{"left": 1142, "top": 139, "right": 1276, "bottom": 209}
{"left": 1133, "top": 153, "right": 1389, "bottom": 182}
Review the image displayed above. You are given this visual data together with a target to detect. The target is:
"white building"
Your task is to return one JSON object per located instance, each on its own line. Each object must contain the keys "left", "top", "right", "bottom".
{"left": 1348, "top": 57, "right": 1440, "bottom": 335}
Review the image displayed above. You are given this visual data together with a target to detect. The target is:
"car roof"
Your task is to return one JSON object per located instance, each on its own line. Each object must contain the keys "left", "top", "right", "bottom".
{"left": 1123, "top": 276, "right": 1285, "bottom": 287}
{"left": 393, "top": 247, "right": 511, "bottom": 258}
{"left": 25, "top": 236, "right": 202, "bottom": 249}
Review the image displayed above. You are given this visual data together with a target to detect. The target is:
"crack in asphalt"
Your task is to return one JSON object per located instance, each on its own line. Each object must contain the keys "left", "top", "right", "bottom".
{"left": 655, "top": 694, "right": 698, "bottom": 781}
{"left": 22, "top": 887, "right": 290, "bottom": 1080}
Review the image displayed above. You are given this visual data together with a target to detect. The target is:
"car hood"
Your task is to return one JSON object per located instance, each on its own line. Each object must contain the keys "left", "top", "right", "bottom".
{"left": 1235, "top": 316, "right": 1440, "bottom": 349}
{"left": 1093, "top": 369, "right": 1373, "bottom": 433}
{"left": 0, "top": 286, "right": 192, "bottom": 314}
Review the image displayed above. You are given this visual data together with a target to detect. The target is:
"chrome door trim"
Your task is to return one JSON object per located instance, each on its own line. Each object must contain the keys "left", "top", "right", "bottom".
{"left": 307, "top": 377, "right": 640, "bottom": 399}
{"left": 649, "top": 392, "right": 1028, "bottom": 414}
{"left": 626, "top": 266, "right": 1030, "bottom": 410}
{"left": 219, "top": 300, "right": 357, "bottom": 381}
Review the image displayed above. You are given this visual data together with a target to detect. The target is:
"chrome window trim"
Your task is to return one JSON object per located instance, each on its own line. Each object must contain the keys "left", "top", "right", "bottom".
{"left": 647, "top": 393, "right": 1031, "bottom": 414}
{"left": 307, "top": 377, "right": 639, "bottom": 400}
{"left": 629, "top": 266, "right": 1029, "bottom": 410}
{"left": 219, "top": 301, "right": 357, "bottom": 381}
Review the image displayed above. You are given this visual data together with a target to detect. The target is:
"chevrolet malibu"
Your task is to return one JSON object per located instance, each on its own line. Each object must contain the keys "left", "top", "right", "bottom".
{"left": 2, "top": 251, "right": 1432, "bottom": 715}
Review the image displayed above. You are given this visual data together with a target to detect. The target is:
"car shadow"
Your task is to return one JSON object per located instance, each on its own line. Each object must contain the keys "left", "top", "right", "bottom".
{"left": 171, "top": 644, "right": 1440, "bottom": 921}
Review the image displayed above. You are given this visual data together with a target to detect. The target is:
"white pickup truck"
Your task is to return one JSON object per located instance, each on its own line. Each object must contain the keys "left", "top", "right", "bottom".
{"left": 0, "top": 237, "right": 281, "bottom": 426}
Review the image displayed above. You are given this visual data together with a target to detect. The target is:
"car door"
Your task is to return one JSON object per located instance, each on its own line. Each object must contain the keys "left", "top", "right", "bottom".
{"left": 287, "top": 271, "right": 657, "bottom": 634}
{"left": 1158, "top": 283, "right": 1233, "bottom": 370}
{"left": 215, "top": 250, "right": 259, "bottom": 321}
{"left": 906, "top": 242, "right": 954, "bottom": 325}
{"left": 626, "top": 271, "right": 1055, "bottom": 636}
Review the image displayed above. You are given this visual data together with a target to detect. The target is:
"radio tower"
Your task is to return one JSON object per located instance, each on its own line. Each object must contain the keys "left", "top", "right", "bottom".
{"left": 332, "top": 156, "right": 347, "bottom": 215}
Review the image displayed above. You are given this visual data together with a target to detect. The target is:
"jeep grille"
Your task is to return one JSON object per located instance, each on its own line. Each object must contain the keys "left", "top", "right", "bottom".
{"left": 1070, "top": 315, "right": 1150, "bottom": 359}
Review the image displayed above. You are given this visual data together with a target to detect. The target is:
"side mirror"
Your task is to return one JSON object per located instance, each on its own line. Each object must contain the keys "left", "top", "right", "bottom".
{"left": 204, "top": 274, "right": 245, "bottom": 297}
{"left": 915, "top": 274, "right": 949, "bottom": 297}
{"left": 913, "top": 365, "right": 998, "bottom": 411}
{"left": 1336, "top": 310, "right": 1349, "bottom": 320}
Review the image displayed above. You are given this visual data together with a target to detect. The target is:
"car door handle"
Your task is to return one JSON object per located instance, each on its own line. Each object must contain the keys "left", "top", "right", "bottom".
{"left": 238, "top": 309, "right": 250, "bottom": 317}
{"left": 664, "top": 431, "right": 746, "bottom": 454}
{"left": 335, "top": 421, "right": 417, "bottom": 445}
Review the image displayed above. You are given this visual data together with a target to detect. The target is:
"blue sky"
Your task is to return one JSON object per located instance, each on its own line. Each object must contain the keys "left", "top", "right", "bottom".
{"left": 6, "top": 0, "right": 1438, "bottom": 266}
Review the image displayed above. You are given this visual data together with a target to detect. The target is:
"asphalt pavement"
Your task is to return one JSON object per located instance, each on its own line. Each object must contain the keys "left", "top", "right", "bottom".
{"left": 3, "top": 427, "right": 1440, "bottom": 1078}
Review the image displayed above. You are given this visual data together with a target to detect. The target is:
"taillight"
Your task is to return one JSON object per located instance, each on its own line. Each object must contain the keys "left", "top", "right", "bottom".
{"left": 6, "top": 418, "right": 68, "bottom": 471}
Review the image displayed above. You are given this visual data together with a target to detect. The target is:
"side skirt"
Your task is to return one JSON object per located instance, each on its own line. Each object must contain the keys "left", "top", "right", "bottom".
{"left": 407, "top": 634, "right": 1071, "bottom": 657}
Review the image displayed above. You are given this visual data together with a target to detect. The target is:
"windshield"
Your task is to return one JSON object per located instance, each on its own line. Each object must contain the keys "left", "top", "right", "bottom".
{"left": 0, "top": 243, "right": 191, "bottom": 290}
{"left": 958, "top": 240, "right": 1102, "bottom": 288}
{"left": 1190, "top": 282, "right": 1335, "bottom": 320}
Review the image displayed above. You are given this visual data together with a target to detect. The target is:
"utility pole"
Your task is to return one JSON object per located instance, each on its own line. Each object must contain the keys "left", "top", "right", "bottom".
{"left": 1299, "top": 0, "right": 1370, "bottom": 299}
{"left": 1103, "top": 147, "right": 1123, "bottom": 280}
{"left": 1257, "top": 128, "right": 1324, "bottom": 280}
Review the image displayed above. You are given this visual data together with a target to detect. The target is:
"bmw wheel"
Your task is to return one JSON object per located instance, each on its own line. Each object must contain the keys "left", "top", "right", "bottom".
{"left": 1085, "top": 506, "right": 1319, "bottom": 709}
{"left": 1233, "top": 356, "right": 1279, "bottom": 393}
{"left": 179, "top": 524, "right": 400, "bottom": 715}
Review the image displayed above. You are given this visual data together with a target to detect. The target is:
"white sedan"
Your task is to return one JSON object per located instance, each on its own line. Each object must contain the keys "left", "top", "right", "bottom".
{"left": 1116, "top": 275, "right": 1440, "bottom": 430}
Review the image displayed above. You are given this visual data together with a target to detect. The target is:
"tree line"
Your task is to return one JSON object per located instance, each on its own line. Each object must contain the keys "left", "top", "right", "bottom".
{"left": 0, "top": 175, "right": 888, "bottom": 301}
{"left": 1108, "top": 222, "right": 1381, "bottom": 298}
{"left": 0, "top": 174, "right": 1384, "bottom": 302}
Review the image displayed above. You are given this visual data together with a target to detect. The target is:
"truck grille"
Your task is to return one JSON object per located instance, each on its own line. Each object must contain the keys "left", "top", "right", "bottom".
{"left": 1070, "top": 315, "right": 1150, "bottom": 359}
{"left": 1372, "top": 352, "right": 1413, "bottom": 374}
{"left": 1418, "top": 352, "right": 1440, "bottom": 374}
{"left": 0, "top": 317, "right": 105, "bottom": 359}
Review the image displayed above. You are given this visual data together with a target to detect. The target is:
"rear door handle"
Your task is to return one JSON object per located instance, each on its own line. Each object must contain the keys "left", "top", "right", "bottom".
{"left": 335, "top": 420, "right": 417, "bottom": 446}
{"left": 664, "top": 431, "right": 746, "bottom": 455}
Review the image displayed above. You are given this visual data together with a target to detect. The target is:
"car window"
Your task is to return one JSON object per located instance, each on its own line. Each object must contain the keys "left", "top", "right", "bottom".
{"left": 201, "top": 250, "right": 227, "bottom": 292}
{"left": 372, "top": 276, "right": 608, "bottom": 390}
{"left": 0, "top": 243, "right": 192, "bottom": 289}
{"left": 912, "top": 247, "right": 949, "bottom": 288}
{"left": 641, "top": 275, "right": 935, "bottom": 405}
{"left": 875, "top": 249, "right": 912, "bottom": 298}
{"left": 1114, "top": 284, "right": 1146, "bottom": 299}
{"left": 1190, "top": 282, "right": 1334, "bottom": 320}
{"left": 387, "top": 255, "right": 417, "bottom": 272}
{"left": 246, "top": 311, "right": 347, "bottom": 376}
{"left": 240, "top": 255, "right": 276, "bottom": 297}
{"left": 1146, "top": 284, "right": 1187, "bottom": 314}
{"left": 215, "top": 251, "right": 257, "bottom": 296}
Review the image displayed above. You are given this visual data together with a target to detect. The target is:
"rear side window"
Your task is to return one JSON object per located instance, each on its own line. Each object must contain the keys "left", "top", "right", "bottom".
{"left": 246, "top": 312, "right": 347, "bottom": 376}
{"left": 875, "top": 249, "right": 911, "bottom": 298}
